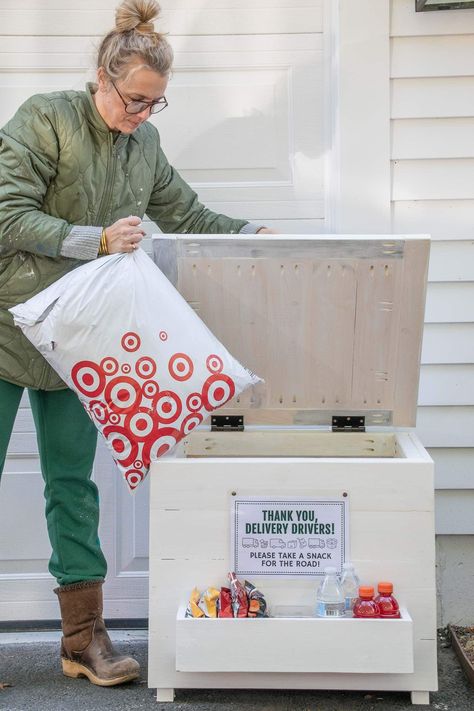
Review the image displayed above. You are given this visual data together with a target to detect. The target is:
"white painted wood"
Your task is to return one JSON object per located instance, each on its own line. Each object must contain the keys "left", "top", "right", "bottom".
{"left": 425, "top": 283, "right": 474, "bottom": 323}
{"left": 419, "top": 365, "right": 474, "bottom": 406}
{"left": 392, "top": 35, "right": 474, "bottom": 78}
{"left": 392, "top": 77, "right": 474, "bottom": 119}
{"left": 0, "top": 473, "right": 51, "bottom": 572}
{"left": 184, "top": 431, "right": 397, "bottom": 458}
{"left": 392, "top": 118, "right": 474, "bottom": 159}
{"left": 0, "top": 0, "right": 324, "bottom": 36}
{"left": 393, "top": 200, "right": 474, "bottom": 240}
{"left": 175, "top": 607, "right": 414, "bottom": 674}
{"left": 392, "top": 159, "right": 474, "bottom": 201}
{"left": 148, "top": 435, "right": 437, "bottom": 694}
{"left": 435, "top": 490, "right": 474, "bottom": 534}
{"left": 411, "top": 691, "right": 430, "bottom": 706}
{"left": 0, "top": 35, "right": 325, "bottom": 222}
{"left": 391, "top": 0, "right": 474, "bottom": 37}
{"left": 416, "top": 406, "right": 474, "bottom": 447}
{"left": 156, "top": 689, "right": 174, "bottom": 702}
{"left": 149, "top": 557, "right": 437, "bottom": 607}
{"left": 428, "top": 241, "right": 474, "bottom": 281}
{"left": 334, "top": 0, "right": 391, "bottom": 232}
{"left": 154, "top": 235, "right": 429, "bottom": 427}
{"left": 430, "top": 448, "right": 474, "bottom": 489}
{"left": 148, "top": 220, "right": 327, "bottom": 246}
{"left": 150, "top": 457, "right": 434, "bottom": 515}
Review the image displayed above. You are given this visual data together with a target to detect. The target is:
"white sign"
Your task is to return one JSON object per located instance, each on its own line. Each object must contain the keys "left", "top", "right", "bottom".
{"left": 231, "top": 497, "right": 349, "bottom": 577}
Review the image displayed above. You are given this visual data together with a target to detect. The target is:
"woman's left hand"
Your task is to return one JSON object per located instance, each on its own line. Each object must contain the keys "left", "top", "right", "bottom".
{"left": 256, "top": 227, "right": 279, "bottom": 234}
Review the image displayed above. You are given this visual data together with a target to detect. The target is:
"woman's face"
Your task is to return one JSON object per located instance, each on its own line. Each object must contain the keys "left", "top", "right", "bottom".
{"left": 95, "top": 64, "right": 168, "bottom": 134}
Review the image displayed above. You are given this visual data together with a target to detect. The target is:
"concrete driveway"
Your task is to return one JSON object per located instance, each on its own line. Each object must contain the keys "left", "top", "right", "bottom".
{"left": 1, "top": 629, "right": 472, "bottom": 710}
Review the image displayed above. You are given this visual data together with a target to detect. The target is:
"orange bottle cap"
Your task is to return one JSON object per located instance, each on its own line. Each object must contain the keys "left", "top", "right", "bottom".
{"left": 359, "top": 586, "right": 374, "bottom": 597}
{"left": 378, "top": 582, "right": 393, "bottom": 594}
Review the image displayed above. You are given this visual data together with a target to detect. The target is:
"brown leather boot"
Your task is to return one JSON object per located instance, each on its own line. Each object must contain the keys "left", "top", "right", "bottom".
{"left": 54, "top": 580, "right": 140, "bottom": 686}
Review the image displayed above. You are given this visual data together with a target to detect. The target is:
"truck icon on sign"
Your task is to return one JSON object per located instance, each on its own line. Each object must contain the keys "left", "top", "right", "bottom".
{"left": 242, "top": 537, "right": 259, "bottom": 548}
{"left": 270, "top": 538, "right": 286, "bottom": 549}
{"left": 308, "top": 538, "right": 325, "bottom": 549}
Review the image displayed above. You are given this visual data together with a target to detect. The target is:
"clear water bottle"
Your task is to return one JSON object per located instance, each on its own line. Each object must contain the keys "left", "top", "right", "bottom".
{"left": 315, "top": 566, "right": 345, "bottom": 618}
{"left": 340, "top": 562, "right": 360, "bottom": 617}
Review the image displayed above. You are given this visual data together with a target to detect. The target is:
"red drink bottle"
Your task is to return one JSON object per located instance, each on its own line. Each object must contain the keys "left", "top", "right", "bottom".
{"left": 374, "top": 581, "right": 401, "bottom": 619}
{"left": 353, "top": 586, "right": 380, "bottom": 618}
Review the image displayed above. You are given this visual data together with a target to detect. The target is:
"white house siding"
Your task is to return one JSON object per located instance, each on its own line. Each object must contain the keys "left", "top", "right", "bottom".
{"left": 0, "top": 0, "right": 325, "bottom": 619}
{"left": 391, "top": 0, "right": 474, "bottom": 624}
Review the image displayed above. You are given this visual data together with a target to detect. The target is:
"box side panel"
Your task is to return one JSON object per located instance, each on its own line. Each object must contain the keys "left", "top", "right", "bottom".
{"left": 148, "top": 456, "right": 436, "bottom": 691}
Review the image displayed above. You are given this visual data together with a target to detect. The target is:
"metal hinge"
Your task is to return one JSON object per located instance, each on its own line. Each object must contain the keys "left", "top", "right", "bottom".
{"left": 332, "top": 415, "right": 365, "bottom": 432}
{"left": 211, "top": 415, "right": 244, "bottom": 432}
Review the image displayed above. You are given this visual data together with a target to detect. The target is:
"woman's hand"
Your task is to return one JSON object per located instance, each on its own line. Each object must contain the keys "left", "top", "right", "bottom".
{"left": 104, "top": 216, "right": 145, "bottom": 253}
{"left": 256, "top": 227, "right": 279, "bottom": 234}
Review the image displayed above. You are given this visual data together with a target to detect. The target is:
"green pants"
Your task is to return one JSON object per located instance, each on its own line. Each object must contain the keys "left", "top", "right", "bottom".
{"left": 0, "top": 378, "right": 107, "bottom": 586}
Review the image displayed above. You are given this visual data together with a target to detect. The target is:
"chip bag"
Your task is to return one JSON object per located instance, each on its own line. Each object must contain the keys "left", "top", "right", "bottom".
{"left": 10, "top": 250, "right": 262, "bottom": 492}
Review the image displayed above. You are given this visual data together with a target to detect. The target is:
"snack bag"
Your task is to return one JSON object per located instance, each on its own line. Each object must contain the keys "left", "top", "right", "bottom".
{"left": 228, "top": 572, "right": 249, "bottom": 618}
{"left": 10, "top": 250, "right": 262, "bottom": 492}
{"left": 218, "top": 587, "right": 233, "bottom": 618}
{"left": 244, "top": 580, "right": 268, "bottom": 618}
{"left": 185, "top": 587, "right": 204, "bottom": 618}
{"left": 197, "top": 587, "right": 220, "bottom": 618}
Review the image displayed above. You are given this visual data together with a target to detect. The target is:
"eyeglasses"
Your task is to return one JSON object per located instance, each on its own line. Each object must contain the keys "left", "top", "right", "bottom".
{"left": 111, "top": 80, "right": 168, "bottom": 115}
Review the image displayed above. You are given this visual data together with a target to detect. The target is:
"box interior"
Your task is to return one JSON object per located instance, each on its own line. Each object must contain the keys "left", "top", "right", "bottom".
{"left": 181, "top": 430, "right": 405, "bottom": 459}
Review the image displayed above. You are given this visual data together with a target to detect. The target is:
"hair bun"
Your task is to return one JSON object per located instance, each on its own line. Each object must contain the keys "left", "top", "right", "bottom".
{"left": 115, "top": 0, "right": 160, "bottom": 33}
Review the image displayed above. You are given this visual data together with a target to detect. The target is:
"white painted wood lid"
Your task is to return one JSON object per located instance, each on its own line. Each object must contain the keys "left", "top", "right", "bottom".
{"left": 152, "top": 235, "right": 430, "bottom": 427}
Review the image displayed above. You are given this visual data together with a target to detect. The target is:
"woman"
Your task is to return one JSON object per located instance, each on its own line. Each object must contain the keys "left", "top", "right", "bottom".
{"left": 0, "top": 0, "right": 273, "bottom": 687}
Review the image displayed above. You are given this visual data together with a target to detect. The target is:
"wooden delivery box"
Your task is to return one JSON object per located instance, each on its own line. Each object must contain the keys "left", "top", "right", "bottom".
{"left": 148, "top": 235, "right": 436, "bottom": 706}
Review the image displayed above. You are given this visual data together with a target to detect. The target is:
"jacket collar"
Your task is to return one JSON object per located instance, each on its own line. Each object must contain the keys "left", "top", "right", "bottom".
{"left": 84, "top": 83, "right": 129, "bottom": 148}
{"left": 85, "top": 83, "right": 110, "bottom": 135}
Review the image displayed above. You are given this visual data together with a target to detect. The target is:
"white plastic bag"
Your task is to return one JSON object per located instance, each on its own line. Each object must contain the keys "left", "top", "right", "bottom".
{"left": 10, "top": 250, "right": 261, "bottom": 492}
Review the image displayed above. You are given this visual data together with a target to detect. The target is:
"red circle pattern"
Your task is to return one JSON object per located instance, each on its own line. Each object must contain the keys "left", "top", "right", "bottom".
{"left": 71, "top": 334, "right": 240, "bottom": 490}
{"left": 121, "top": 332, "right": 141, "bottom": 352}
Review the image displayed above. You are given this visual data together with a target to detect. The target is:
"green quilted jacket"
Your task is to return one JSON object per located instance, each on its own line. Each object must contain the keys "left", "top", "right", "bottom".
{"left": 0, "top": 84, "right": 247, "bottom": 390}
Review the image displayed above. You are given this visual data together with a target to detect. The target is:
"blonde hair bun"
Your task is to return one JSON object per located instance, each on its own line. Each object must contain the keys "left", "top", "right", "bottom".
{"left": 115, "top": 0, "right": 160, "bottom": 34}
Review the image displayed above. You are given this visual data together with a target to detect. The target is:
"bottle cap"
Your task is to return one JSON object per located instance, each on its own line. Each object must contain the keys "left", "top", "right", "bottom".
{"left": 378, "top": 581, "right": 393, "bottom": 594}
{"left": 359, "top": 586, "right": 374, "bottom": 597}
{"left": 324, "top": 566, "right": 337, "bottom": 574}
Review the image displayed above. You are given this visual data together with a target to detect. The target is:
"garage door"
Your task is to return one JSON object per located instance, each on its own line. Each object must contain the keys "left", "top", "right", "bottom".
{"left": 0, "top": 0, "right": 326, "bottom": 620}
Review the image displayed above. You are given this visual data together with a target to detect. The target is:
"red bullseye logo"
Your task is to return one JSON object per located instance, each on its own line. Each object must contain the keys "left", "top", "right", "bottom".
{"left": 72, "top": 361, "right": 105, "bottom": 398}
{"left": 89, "top": 400, "right": 109, "bottom": 424}
{"left": 125, "top": 408, "right": 157, "bottom": 440}
{"left": 142, "top": 428, "right": 180, "bottom": 466}
{"left": 125, "top": 469, "right": 144, "bottom": 489}
{"left": 159, "top": 331, "right": 168, "bottom": 341}
{"left": 181, "top": 412, "right": 203, "bottom": 435}
{"left": 206, "top": 355, "right": 223, "bottom": 374}
{"left": 154, "top": 391, "right": 182, "bottom": 423}
{"left": 100, "top": 357, "right": 119, "bottom": 376}
{"left": 168, "top": 353, "right": 193, "bottom": 382}
{"left": 105, "top": 377, "right": 141, "bottom": 413}
{"left": 186, "top": 392, "right": 202, "bottom": 412}
{"left": 136, "top": 356, "right": 156, "bottom": 379}
{"left": 103, "top": 425, "right": 139, "bottom": 467}
{"left": 142, "top": 380, "right": 159, "bottom": 399}
{"left": 202, "top": 374, "right": 235, "bottom": 411}
{"left": 121, "top": 332, "right": 141, "bottom": 352}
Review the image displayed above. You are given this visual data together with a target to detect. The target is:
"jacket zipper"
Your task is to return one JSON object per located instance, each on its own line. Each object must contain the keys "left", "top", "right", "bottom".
{"left": 96, "top": 133, "right": 118, "bottom": 227}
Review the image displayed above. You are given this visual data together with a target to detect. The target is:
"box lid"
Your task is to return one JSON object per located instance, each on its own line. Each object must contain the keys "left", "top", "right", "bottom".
{"left": 151, "top": 235, "right": 430, "bottom": 427}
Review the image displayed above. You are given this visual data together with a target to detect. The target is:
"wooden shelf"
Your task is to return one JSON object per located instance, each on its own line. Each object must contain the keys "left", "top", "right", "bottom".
{"left": 175, "top": 606, "right": 414, "bottom": 674}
